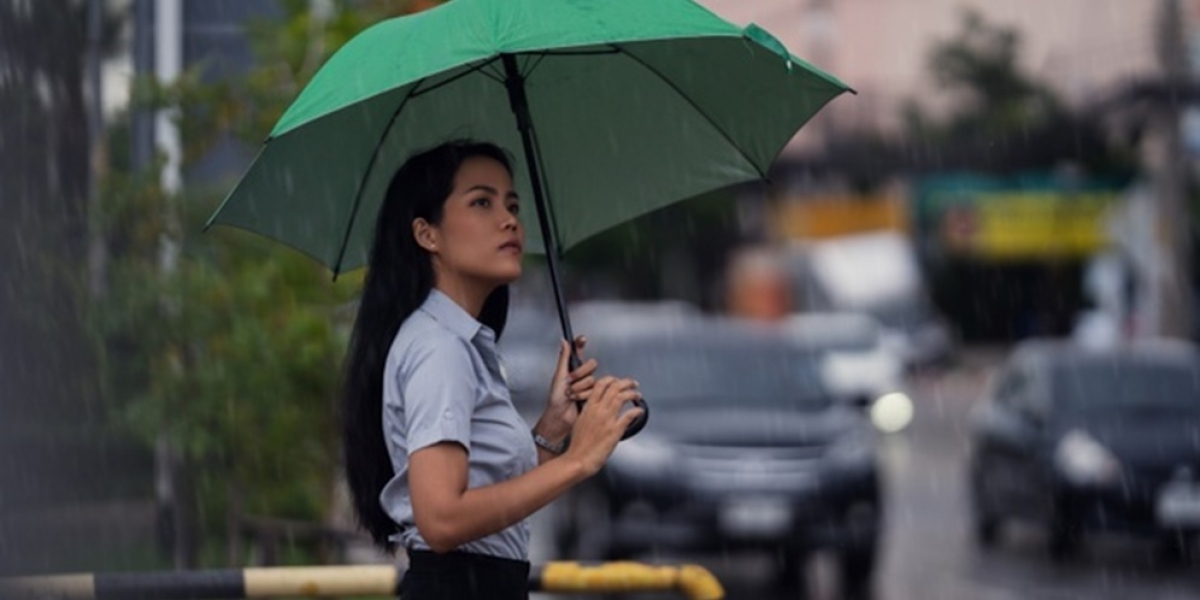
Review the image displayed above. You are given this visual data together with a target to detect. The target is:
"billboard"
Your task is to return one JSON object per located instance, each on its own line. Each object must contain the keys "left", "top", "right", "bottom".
{"left": 914, "top": 175, "right": 1122, "bottom": 262}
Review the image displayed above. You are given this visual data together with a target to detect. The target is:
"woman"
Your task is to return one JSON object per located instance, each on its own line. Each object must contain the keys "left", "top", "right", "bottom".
{"left": 341, "top": 140, "right": 644, "bottom": 600}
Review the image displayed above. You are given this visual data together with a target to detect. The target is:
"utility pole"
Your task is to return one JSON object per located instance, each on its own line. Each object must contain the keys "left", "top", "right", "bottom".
{"left": 156, "top": 0, "right": 190, "bottom": 568}
{"left": 135, "top": 0, "right": 193, "bottom": 569}
{"left": 132, "top": 0, "right": 155, "bottom": 171}
{"left": 86, "top": 0, "right": 107, "bottom": 298}
{"left": 1155, "top": 0, "right": 1194, "bottom": 339}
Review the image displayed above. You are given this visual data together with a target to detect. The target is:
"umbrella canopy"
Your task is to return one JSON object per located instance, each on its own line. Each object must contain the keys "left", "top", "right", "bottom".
{"left": 206, "top": 0, "right": 852, "bottom": 273}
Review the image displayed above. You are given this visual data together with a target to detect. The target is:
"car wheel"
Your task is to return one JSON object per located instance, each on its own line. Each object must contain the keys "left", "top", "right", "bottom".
{"left": 973, "top": 512, "right": 1001, "bottom": 548}
{"left": 839, "top": 543, "right": 876, "bottom": 600}
{"left": 773, "top": 547, "right": 808, "bottom": 593}
{"left": 1047, "top": 517, "right": 1081, "bottom": 561}
{"left": 554, "top": 482, "right": 616, "bottom": 562}
{"left": 1156, "top": 531, "right": 1196, "bottom": 565}
{"left": 969, "top": 464, "right": 1000, "bottom": 548}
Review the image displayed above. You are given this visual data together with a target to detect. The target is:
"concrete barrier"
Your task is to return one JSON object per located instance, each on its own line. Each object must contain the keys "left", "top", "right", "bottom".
{"left": 2, "top": 561, "right": 724, "bottom": 600}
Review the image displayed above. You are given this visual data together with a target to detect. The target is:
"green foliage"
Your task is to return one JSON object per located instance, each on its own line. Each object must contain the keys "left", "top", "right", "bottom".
{"left": 891, "top": 9, "right": 1137, "bottom": 181}
{"left": 906, "top": 10, "right": 1064, "bottom": 141}
{"left": 87, "top": 1, "right": 435, "bottom": 565}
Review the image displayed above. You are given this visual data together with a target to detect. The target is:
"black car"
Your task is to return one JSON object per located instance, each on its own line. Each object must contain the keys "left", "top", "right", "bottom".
{"left": 553, "top": 318, "right": 882, "bottom": 593}
{"left": 968, "top": 340, "right": 1200, "bottom": 560}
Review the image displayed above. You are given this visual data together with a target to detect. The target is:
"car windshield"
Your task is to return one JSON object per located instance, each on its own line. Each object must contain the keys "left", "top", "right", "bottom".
{"left": 590, "top": 333, "right": 832, "bottom": 410}
{"left": 1053, "top": 358, "right": 1200, "bottom": 415}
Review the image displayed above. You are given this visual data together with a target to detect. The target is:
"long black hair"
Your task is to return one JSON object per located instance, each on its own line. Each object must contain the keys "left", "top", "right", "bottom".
{"left": 341, "top": 140, "right": 514, "bottom": 550}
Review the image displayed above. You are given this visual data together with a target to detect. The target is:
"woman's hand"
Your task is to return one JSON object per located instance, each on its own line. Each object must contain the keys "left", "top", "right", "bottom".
{"left": 563, "top": 377, "right": 645, "bottom": 476}
{"left": 534, "top": 336, "right": 597, "bottom": 443}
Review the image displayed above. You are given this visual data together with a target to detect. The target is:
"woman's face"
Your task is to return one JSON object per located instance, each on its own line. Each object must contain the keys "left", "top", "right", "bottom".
{"left": 417, "top": 156, "right": 524, "bottom": 286}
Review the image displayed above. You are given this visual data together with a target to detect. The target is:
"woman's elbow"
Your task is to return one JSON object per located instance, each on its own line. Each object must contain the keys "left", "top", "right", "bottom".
{"left": 415, "top": 516, "right": 461, "bottom": 553}
{"left": 425, "top": 534, "right": 458, "bottom": 554}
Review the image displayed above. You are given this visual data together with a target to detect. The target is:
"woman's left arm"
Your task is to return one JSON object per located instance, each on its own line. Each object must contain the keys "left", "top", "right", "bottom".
{"left": 534, "top": 336, "right": 597, "bottom": 464}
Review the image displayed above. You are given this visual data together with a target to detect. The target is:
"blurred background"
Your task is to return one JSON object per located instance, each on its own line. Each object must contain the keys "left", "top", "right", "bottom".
{"left": 3, "top": 1, "right": 1200, "bottom": 598}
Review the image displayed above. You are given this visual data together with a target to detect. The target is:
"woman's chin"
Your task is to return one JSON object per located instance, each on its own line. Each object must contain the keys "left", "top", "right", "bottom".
{"left": 488, "top": 265, "right": 522, "bottom": 286}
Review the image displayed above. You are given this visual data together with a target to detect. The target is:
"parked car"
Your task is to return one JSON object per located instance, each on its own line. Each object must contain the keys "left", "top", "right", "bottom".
{"left": 785, "top": 312, "right": 914, "bottom": 433}
{"left": 784, "top": 232, "right": 955, "bottom": 369}
{"left": 968, "top": 339, "right": 1200, "bottom": 560}
{"left": 554, "top": 318, "right": 882, "bottom": 594}
{"left": 498, "top": 300, "right": 700, "bottom": 418}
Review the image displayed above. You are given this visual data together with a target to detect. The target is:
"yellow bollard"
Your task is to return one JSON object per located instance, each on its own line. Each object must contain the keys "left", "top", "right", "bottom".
{"left": 536, "top": 561, "right": 724, "bottom": 600}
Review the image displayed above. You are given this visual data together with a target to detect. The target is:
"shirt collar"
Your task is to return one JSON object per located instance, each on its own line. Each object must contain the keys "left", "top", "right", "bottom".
{"left": 420, "top": 289, "right": 491, "bottom": 344}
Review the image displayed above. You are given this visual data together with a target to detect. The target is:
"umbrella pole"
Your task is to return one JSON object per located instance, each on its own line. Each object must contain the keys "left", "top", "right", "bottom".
{"left": 502, "top": 54, "right": 647, "bottom": 439}
{"left": 501, "top": 55, "right": 578, "bottom": 367}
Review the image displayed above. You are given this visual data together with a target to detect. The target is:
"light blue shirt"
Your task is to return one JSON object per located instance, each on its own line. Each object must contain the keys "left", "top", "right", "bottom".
{"left": 379, "top": 289, "right": 538, "bottom": 560}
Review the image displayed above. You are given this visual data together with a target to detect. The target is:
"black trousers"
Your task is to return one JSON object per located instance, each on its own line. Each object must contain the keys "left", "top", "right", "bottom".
{"left": 400, "top": 549, "right": 530, "bottom": 600}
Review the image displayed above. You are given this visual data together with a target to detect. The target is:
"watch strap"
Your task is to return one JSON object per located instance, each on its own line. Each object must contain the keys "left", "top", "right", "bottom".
{"left": 532, "top": 429, "right": 567, "bottom": 455}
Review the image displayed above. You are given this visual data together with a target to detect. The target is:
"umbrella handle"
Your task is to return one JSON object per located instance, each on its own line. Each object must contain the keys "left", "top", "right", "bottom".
{"left": 621, "top": 397, "right": 650, "bottom": 440}
{"left": 570, "top": 354, "right": 650, "bottom": 440}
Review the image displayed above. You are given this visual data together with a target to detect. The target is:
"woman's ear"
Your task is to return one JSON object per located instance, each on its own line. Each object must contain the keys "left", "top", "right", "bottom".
{"left": 412, "top": 218, "right": 438, "bottom": 252}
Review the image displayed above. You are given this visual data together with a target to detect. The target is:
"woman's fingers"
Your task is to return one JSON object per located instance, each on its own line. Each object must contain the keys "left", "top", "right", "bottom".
{"left": 618, "top": 408, "right": 646, "bottom": 428}
{"left": 598, "top": 379, "right": 638, "bottom": 409}
{"left": 569, "top": 375, "right": 595, "bottom": 395}
{"left": 555, "top": 339, "right": 573, "bottom": 375}
{"left": 570, "top": 358, "right": 598, "bottom": 380}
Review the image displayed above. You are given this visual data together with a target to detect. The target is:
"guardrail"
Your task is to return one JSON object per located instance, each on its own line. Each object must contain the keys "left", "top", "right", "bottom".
{"left": 1, "top": 561, "right": 724, "bottom": 600}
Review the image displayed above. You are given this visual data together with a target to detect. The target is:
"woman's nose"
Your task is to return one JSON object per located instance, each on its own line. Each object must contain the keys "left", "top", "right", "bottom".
{"left": 501, "top": 212, "right": 519, "bottom": 230}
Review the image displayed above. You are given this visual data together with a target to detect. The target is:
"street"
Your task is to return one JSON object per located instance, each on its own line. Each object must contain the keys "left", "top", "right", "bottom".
{"left": 529, "top": 349, "right": 1200, "bottom": 600}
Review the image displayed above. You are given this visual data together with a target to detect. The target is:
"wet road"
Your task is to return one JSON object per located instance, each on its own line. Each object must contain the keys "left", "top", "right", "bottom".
{"left": 529, "top": 348, "right": 1200, "bottom": 600}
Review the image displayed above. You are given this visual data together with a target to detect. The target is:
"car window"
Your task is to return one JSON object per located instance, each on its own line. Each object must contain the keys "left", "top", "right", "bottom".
{"left": 590, "top": 333, "right": 832, "bottom": 410}
{"left": 1015, "top": 369, "right": 1050, "bottom": 419}
{"left": 993, "top": 368, "right": 1027, "bottom": 408}
{"left": 995, "top": 365, "right": 1050, "bottom": 420}
{"left": 1053, "top": 358, "right": 1200, "bottom": 415}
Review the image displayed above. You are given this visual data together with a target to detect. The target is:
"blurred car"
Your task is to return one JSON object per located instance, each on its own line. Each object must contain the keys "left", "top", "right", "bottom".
{"left": 784, "top": 232, "right": 956, "bottom": 369}
{"left": 785, "top": 312, "right": 914, "bottom": 433}
{"left": 554, "top": 318, "right": 882, "bottom": 594}
{"left": 498, "top": 300, "right": 701, "bottom": 418}
{"left": 968, "top": 339, "right": 1200, "bottom": 560}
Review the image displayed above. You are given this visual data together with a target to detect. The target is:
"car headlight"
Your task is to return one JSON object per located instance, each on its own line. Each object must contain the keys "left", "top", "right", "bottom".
{"left": 1054, "top": 429, "right": 1122, "bottom": 486}
{"left": 608, "top": 435, "right": 677, "bottom": 475}
{"left": 869, "top": 392, "right": 914, "bottom": 433}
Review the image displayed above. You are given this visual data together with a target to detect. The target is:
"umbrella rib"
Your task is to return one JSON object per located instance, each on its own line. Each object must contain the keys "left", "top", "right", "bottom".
{"left": 411, "top": 57, "right": 503, "bottom": 98}
{"left": 611, "top": 44, "right": 767, "bottom": 181}
{"left": 330, "top": 79, "right": 425, "bottom": 277}
{"left": 523, "top": 53, "right": 547, "bottom": 79}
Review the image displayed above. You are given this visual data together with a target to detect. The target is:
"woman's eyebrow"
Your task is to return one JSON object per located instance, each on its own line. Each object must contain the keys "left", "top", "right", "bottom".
{"left": 465, "top": 184, "right": 519, "bottom": 199}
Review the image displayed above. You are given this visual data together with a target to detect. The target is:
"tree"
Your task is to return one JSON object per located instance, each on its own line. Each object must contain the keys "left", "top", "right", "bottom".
{"left": 809, "top": 10, "right": 1137, "bottom": 190}
{"left": 901, "top": 9, "right": 1134, "bottom": 179}
{"left": 919, "top": 10, "right": 1062, "bottom": 140}
{"left": 90, "top": 0, "right": 434, "bottom": 567}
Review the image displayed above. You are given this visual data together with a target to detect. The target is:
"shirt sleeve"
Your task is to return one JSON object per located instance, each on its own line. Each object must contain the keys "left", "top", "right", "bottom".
{"left": 398, "top": 336, "right": 477, "bottom": 455}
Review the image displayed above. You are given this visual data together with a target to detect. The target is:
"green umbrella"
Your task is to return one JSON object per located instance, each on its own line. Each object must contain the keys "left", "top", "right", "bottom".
{"left": 206, "top": 0, "right": 852, "bottom": 437}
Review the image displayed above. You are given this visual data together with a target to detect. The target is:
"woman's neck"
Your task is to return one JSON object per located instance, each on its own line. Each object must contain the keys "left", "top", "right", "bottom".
{"left": 433, "top": 276, "right": 494, "bottom": 319}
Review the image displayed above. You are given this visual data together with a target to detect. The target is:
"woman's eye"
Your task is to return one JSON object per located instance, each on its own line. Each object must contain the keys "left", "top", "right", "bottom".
{"left": 471, "top": 197, "right": 491, "bottom": 208}
{"left": 508, "top": 203, "right": 520, "bottom": 215}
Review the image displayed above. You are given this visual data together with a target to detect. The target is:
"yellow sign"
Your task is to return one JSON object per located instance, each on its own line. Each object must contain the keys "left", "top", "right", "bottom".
{"left": 772, "top": 195, "right": 907, "bottom": 240}
{"left": 945, "top": 192, "right": 1116, "bottom": 260}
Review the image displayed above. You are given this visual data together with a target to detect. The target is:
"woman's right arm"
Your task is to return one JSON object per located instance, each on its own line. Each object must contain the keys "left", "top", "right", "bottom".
{"left": 409, "top": 376, "right": 643, "bottom": 553}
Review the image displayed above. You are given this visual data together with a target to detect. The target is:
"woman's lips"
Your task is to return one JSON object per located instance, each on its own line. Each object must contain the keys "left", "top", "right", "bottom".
{"left": 500, "top": 241, "right": 523, "bottom": 253}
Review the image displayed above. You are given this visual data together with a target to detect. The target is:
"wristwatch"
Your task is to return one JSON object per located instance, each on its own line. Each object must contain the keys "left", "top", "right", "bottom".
{"left": 532, "top": 429, "right": 568, "bottom": 455}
